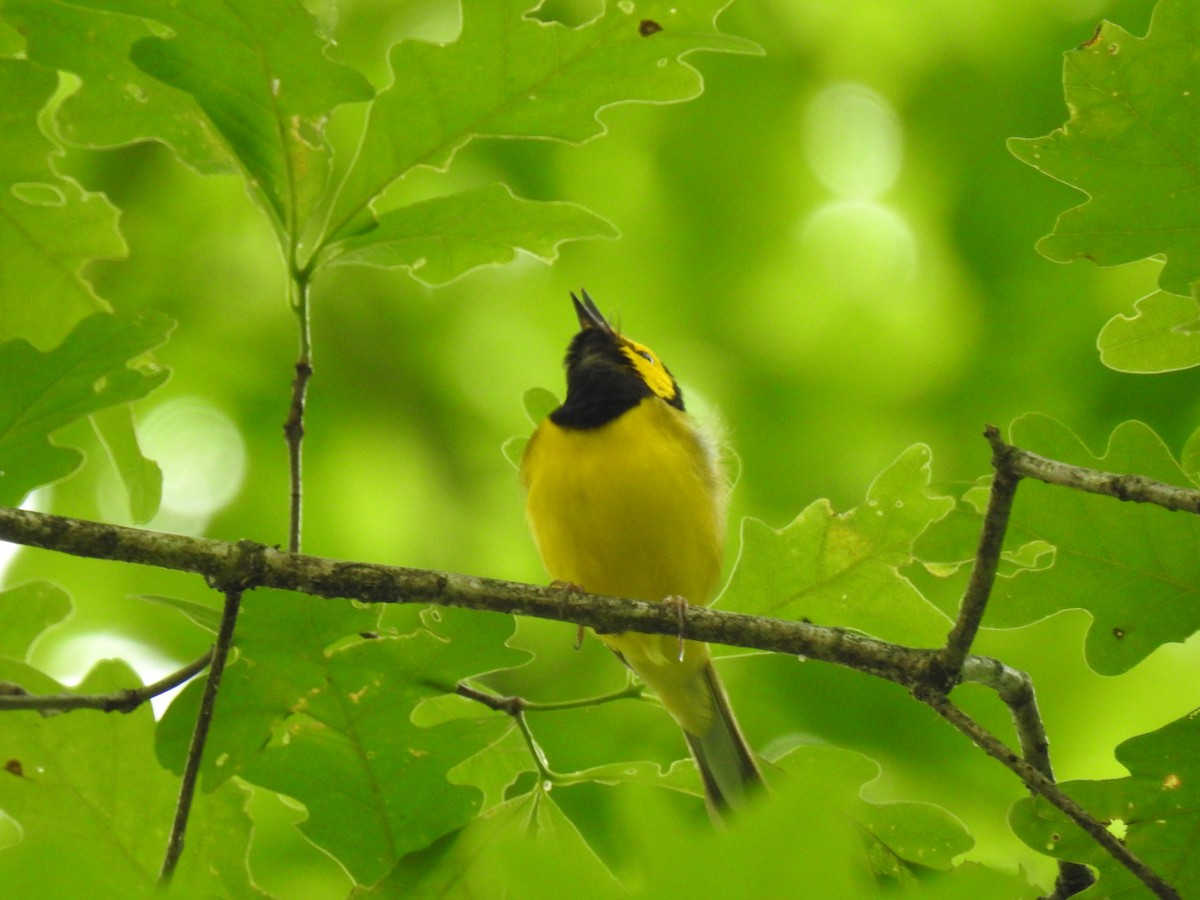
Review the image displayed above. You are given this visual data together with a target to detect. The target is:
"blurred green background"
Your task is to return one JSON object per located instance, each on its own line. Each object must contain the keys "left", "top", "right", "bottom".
{"left": 7, "top": 0, "right": 1200, "bottom": 893}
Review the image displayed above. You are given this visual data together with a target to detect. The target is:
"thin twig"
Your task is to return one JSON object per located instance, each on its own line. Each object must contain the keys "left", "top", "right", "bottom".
{"left": 941, "top": 430, "right": 1096, "bottom": 897}
{"left": 959, "top": 657, "right": 1095, "bottom": 897}
{"left": 455, "top": 683, "right": 553, "bottom": 781}
{"left": 960, "top": 656, "right": 1051, "bottom": 773}
{"left": 455, "top": 681, "right": 644, "bottom": 715}
{"left": 985, "top": 425, "right": 1200, "bottom": 513}
{"left": 918, "top": 689, "right": 1180, "bottom": 900}
{"left": 159, "top": 590, "right": 243, "bottom": 884}
{"left": 0, "top": 650, "right": 212, "bottom": 714}
{"left": 283, "top": 275, "right": 313, "bottom": 554}
{"left": 936, "top": 440, "right": 1020, "bottom": 683}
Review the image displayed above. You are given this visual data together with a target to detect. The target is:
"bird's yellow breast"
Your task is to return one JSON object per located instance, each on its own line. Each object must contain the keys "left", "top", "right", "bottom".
{"left": 521, "top": 396, "right": 727, "bottom": 608}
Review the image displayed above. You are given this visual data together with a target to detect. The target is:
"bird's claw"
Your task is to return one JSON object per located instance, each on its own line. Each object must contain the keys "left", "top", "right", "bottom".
{"left": 550, "top": 580, "right": 588, "bottom": 650}
{"left": 664, "top": 594, "right": 689, "bottom": 662}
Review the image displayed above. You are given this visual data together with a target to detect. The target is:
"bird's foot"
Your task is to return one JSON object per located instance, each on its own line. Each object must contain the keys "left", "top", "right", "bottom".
{"left": 550, "top": 580, "right": 588, "bottom": 650}
{"left": 664, "top": 594, "right": 690, "bottom": 662}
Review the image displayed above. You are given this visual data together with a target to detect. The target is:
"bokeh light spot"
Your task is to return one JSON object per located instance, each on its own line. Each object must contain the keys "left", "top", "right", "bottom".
{"left": 798, "top": 199, "right": 916, "bottom": 301}
{"left": 106, "top": 397, "right": 247, "bottom": 534}
{"left": 804, "top": 82, "right": 902, "bottom": 199}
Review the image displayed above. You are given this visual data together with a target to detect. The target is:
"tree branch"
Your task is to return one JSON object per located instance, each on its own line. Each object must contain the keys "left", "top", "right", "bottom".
{"left": 918, "top": 689, "right": 1179, "bottom": 900}
{"left": 959, "top": 656, "right": 1095, "bottom": 897}
{"left": 0, "top": 650, "right": 212, "bottom": 714}
{"left": 936, "top": 443, "right": 1020, "bottom": 683}
{"left": 0, "top": 504, "right": 938, "bottom": 681}
{"left": 1, "top": 419, "right": 1192, "bottom": 900}
{"left": 159, "top": 590, "right": 243, "bottom": 884}
{"left": 985, "top": 425, "right": 1200, "bottom": 513}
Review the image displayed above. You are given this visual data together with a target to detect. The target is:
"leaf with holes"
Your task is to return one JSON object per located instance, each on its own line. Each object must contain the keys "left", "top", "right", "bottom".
{"left": 1097, "top": 289, "right": 1200, "bottom": 374}
{"left": 0, "top": 59, "right": 124, "bottom": 350}
{"left": 0, "top": 582, "right": 70, "bottom": 661}
{"left": 0, "top": 312, "right": 172, "bottom": 506}
{"left": 240, "top": 608, "right": 528, "bottom": 885}
{"left": 40, "top": 0, "right": 374, "bottom": 229}
{"left": 3, "top": 0, "right": 232, "bottom": 174}
{"left": 0, "top": 658, "right": 261, "bottom": 897}
{"left": 1009, "top": 0, "right": 1200, "bottom": 294}
{"left": 323, "top": 0, "right": 761, "bottom": 242}
{"left": 1011, "top": 708, "right": 1200, "bottom": 898}
{"left": 154, "top": 589, "right": 381, "bottom": 790}
{"left": 972, "top": 415, "right": 1200, "bottom": 674}
{"left": 323, "top": 183, "right": 618, "bottom": 285}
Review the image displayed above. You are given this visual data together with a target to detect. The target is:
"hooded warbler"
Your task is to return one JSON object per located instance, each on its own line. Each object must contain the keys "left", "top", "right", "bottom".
{"left": 521, "top": 290, "right": 762, "bottom": 815}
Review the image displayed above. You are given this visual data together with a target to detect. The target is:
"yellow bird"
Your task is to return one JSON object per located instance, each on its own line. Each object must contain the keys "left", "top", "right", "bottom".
{"left": 521, "top": 290, "right": 762, "bottom": 815}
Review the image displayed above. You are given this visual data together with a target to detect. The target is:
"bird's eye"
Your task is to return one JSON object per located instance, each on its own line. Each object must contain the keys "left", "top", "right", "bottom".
{"left": 637, "top": 350, "right": 655, "bottom": 365}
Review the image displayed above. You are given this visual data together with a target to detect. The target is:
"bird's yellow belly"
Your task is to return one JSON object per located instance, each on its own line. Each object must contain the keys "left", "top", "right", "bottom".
{"left": 522, "top": 398, "right": 727, "bottom": 734}
{"left": 522, "top": 398, "right": 724, "bottom": 606}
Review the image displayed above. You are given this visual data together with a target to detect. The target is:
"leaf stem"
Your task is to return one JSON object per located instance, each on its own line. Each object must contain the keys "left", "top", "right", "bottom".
{"left": 284, "top": 272, "right": 313, "bottom": 554}
{"left": 522, "top": 682, "right": 646, "bottom": 713}
{"left": 159, "top": 590, "right": 243, "bottom": 884}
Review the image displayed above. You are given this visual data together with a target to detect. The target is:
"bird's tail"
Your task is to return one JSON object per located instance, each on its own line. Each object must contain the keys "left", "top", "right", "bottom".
{"left": 682, "top": 662, "right": 762, "bottom": 817}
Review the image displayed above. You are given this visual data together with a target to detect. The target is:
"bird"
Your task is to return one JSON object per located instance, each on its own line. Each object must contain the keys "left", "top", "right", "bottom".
{"left": 520, "top": 289, "right": 762, "bottom": 816}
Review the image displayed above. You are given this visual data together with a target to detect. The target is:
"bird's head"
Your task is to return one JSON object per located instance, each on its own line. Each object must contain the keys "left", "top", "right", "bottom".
{"left": 551, "top": 290, "right": 684, "bottom": 428}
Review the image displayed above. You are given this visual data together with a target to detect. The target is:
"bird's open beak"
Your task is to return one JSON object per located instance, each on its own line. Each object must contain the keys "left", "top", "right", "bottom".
{"left": 571, "top": 289, "right": 613, "bottom": 334}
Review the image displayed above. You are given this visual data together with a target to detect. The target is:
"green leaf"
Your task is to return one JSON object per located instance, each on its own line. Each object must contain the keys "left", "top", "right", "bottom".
{"left": 909, "top": 486, "right": 1056, "bottom": 620}
{"left": 0, "top": 12, "right": 20, "bottom": 54}
{"left": 0, "top": 58, "right": 124, "bottom": 350}
{"left": 370, "top": 790, "right": 624, "bottom": 899}
{"left": 322, "top": 183, "right": 618, "bottom": 285}
{"left": 91, "top": 404, "right": 163, "bottom": 524}
{"left": 1008, "top": 0, "right": 1200, "bottom": 295}
{"left": 915, "top": 862, "right": 1042, "bottom": 900}
{"left": 1182, "top": 424, "right": 1200, "bottom": 483}
{"left": 503, "top": 388, "right": 560, "bottom": 468}
{"left": 720, "top": 444, "right": 954, "bottom": 645}
{"left": 522, "top": 387, "right": 560, "bottom": 425}
{"left": 443, "top": 723, "right": 529, "bottom": 811}
{"left": 155, "top": 589, "right": 380, "bottom": 789}
{"left": 0, "top": 582, "right": 70, "bottom": 660}
{"left": 984, "top": 416, "right": 1200, "bottom": 674}
{"left": 0, "top": 312, "right": 173, "bottom": 507}
{"left": 1097, "top": 289, "right": 1200, "bottom": 373}
{"left": 775, "top": 745, "right": 973, "bottom": 884}
{"left": 139, "top": 593, "right": 222, "bottom": 633}
{"left": 609, "top": 744, "right": 866, "bottom": 896}
{"left": 324, "top": 0, "right": 761, "bottom": 242}
{"left": 1010, "top": 707, "right": 1200, "bottom": 899}
{"left": 2, "top": 0, "right": 232, "bottom": 173}
{"left": 242, "top": 608, "right": 529, "bottom": 885}
{"left": 60, "top": 0, "right": 374, "bottom": 230}
{"left": 0, "top": 658, "right": 262, "bottom": 897}
{"left": 501, "top": 435, "right": 528, "bottom": 470}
